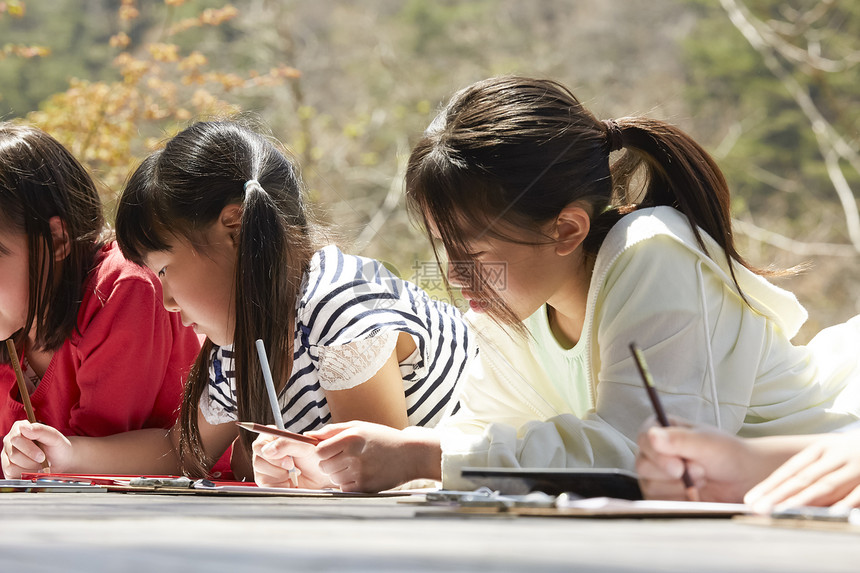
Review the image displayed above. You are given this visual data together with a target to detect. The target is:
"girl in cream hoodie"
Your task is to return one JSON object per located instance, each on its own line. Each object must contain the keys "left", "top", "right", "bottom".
{"left": 250, "top": 76, "right": 860, "bottom": 492}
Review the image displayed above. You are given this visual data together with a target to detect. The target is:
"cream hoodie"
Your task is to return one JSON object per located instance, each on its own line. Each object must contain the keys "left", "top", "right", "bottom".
{"left": 439, "top": 207, "right": 860, "bottom": 489}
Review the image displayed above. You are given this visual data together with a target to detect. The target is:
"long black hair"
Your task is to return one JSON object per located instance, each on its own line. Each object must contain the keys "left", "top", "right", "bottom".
{"left": 406, "top": 76, "right": 763, "bottom": 328}
{"left": 116, "top": 120, "right": 314, "bottom": 477}
{"left": 0, "top": 122, "right": 104, "bottom": 361}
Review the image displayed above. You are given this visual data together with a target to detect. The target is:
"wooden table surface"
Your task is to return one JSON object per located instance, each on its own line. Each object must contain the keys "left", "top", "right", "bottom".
{"left": 1, "top": 491, "right": 859, "bottom": 572}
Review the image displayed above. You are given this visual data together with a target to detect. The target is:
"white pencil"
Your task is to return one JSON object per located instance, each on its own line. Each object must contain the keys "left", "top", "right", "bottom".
{"left": 255, "top": 339, "right": 285, "bottom": 430}
{"left": 254, "top": 339, "right": 300, "bottom": 486}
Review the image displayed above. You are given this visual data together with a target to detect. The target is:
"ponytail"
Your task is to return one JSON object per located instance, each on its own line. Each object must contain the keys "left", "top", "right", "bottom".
{"left": 610, "top": 118, "right": 740, "bottom": 260}
{"left": 232, "top": 179, "right": 310, "bottom": 457}
{"left": 175, "top": 179, "right": 313, "bottom": 477}
{"left": 407, "top": 76, "right": 771, "bottom": 330}
{"left": 119, "top": 120, "right": 314, "bottom": 477}
{"left": 586, "top": 117, "right": 774, "bottom": 301}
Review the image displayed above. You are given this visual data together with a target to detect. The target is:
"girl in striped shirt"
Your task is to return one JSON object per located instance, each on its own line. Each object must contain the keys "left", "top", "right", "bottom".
{"left": 2, "top": 120, "right": 474, "bottom": 485}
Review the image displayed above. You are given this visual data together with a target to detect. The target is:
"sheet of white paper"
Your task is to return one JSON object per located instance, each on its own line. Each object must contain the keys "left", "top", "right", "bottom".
{"left": 555, "top": 496, "right": 749, "bottom": 516}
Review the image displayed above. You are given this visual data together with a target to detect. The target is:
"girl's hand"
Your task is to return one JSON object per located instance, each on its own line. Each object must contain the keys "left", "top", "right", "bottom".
{"left": 1, "top": 421, "right": 73, "bottom": 478}
{"left": 636, "top": 416, "right": 759, "bottom": 503}
{"left": 309, "top": 421, "right": 439, "bottom": 493}
{"left": 251, "top": 431, "right": 332, "bottom": 489}
{"left": 745, "top": 430, "right": 860, "bottom": 512}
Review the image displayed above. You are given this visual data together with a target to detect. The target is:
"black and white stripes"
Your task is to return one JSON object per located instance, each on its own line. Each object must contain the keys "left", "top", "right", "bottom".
{"left": 201, "top": 245, "right": 475, "bottom": 432}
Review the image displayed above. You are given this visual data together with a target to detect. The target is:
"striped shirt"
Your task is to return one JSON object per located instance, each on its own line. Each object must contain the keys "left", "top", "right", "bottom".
{"left": 200, "top": 245, "right": 475, "bottom": 432}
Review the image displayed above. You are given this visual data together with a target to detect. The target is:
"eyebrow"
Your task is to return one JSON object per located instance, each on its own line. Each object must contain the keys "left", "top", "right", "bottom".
{"left": 142, "top": 249, "right": 170, "bottom": 268}
{"left": 429, "top": 222, "right": 480, "bottom": 243}
{"left": 0, "top": 240, "right": 11, "bottom": 256}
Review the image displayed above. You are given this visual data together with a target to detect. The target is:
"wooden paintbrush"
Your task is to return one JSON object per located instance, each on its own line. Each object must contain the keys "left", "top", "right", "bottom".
{"left": 5, "top": 339, "right": 50, "bottom": 472}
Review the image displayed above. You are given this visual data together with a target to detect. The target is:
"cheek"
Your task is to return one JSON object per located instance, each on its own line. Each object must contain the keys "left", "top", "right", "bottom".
{"left": 495, "top": 263, "right": 550, "bottom": 302}
{"left": 197, "top": 280, "right": 235, "bottom": 322}
{"left": 213, "top": 275, "right": 235, "bottom": 306}
{"left": 0, "top": 273, "right": 29, "bottom": 306}
{"left": 0, "top": 281, "right": 30, "bottom": 334}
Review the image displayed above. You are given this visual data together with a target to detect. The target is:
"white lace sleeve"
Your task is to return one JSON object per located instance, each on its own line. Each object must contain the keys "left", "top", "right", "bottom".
{"left": 317, "top": 329, "right": 399, "bottom": 391}
{"left": 199, "top": 386, "right": 236, "bottom": 425}
{"left": 198, "top": 345, "right": 238, "bottom": 425}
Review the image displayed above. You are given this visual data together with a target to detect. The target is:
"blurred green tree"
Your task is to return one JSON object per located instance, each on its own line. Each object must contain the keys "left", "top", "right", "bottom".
{"left": 3, "top": 0, "right": 857, "bottom": 331}
{"left": 682, "top": 0, "right": 860, "bottom": 336}
{"left": 0, "top": 0, "right": 298, "bottom": 202}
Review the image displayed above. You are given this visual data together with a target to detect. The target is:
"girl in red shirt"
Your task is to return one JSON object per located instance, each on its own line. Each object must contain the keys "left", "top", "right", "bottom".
{"left": 0, "top": 123, "right": 201, "bottom": 477}
{"left": 0, "top": 120, "right": 472, "bottom": 485}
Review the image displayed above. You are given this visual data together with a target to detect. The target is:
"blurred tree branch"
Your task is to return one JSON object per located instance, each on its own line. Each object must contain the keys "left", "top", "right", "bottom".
{"left": 733, "top": 218, "right": 857, "bottom": 257}
{"left": 763, "top": 0, "right": 860, "bottom": 73}
{"left": 721, "top": 0, "right": 860, "bottom": 250}
{"left": 355, "top": 137, "right": 409, "bottom": 250}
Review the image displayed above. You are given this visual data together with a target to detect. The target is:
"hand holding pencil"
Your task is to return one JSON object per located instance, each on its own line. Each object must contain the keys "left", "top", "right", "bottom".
{"left": 635, "top": 419, "right": 765, "bottom": 504}
{"left": 631, "top": 343, "right": 770, "bottom": 504}
{"left": 629, "top": 343, "right": 701, "bottom": 502}
{"left": 247, "top": 339, "right": 306, "bottom": 488}
{"left": 248, "top": 428, "right": 332, "bottom": 489}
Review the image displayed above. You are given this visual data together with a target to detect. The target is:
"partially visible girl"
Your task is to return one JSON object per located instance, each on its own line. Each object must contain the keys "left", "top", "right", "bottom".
{"left": 1, "top": 120, "right": 474, "bottom": 487}
{"left": 0, "top": 123, "right": 200, "bottom": 477}
{"left": 636, "top": 416, "right": 860, "bottom": 511}
{"left": 255, "top": 75, "right": 860, "bottom": 492}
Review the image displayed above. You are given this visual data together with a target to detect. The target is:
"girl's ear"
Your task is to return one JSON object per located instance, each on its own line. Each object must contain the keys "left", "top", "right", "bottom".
{"left": 217, "top": 204, "right": 244, "bottom": 247}
{"left": 48, "top": 216, "right": 71, "bottom": 262}
{"left": 553, "top": 204, "right": 591, "bottom": 256}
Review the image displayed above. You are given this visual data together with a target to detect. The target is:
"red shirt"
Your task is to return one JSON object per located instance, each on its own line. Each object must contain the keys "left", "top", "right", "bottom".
{"left": 0, "top": 243, "right": 201, "bottom": 473}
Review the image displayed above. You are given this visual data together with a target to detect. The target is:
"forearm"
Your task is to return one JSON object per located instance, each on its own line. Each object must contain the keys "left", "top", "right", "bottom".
{"left": 64, "top": 427, "right": 181, "bottom": 475}
{"left": 743, "top": 434, "right": 824, "bottom": 482}
{"left": 401, "top": 426, "right": 442, "bottom": 482}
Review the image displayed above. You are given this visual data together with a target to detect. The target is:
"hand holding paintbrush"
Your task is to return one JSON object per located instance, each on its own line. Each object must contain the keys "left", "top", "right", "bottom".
{"left": 5, "top": 339, "right": 50, "bottom": 472}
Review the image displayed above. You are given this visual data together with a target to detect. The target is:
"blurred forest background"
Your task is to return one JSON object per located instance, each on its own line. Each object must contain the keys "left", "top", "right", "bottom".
{"left": 1, "top": 0, "right": 858, "bottom": 342}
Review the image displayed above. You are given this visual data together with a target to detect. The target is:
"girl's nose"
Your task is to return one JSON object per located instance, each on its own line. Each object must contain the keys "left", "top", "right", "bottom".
{"left": 447, "top": 260, "right": 472, "bottom": 290}
{"left": 161, "top": 284, "right": 180, "bottom": 313}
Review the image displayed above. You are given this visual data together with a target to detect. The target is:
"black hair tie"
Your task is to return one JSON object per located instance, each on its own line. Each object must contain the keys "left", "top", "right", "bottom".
{"left": 602, "top": 119, "right": 624, "bottom": 153}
